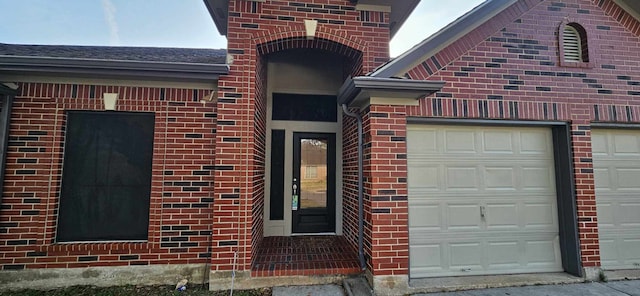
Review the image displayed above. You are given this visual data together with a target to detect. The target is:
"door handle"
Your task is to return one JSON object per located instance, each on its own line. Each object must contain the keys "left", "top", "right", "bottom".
{"left": 480, "top": 206, "right": 486, "bottom": 219}
{"left": 292, "top": 178, "right": 297, "bottom": 195}
{"left": 292, "top": 178, "right": 298, "bottom": 211}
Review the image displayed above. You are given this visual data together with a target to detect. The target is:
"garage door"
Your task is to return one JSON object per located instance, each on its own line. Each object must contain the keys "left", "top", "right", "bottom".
{"left": 407, "top": 125, "right": 563, "bottom": 278}
{"left": 592, "top": 129, "right": 640, "bottom": 270}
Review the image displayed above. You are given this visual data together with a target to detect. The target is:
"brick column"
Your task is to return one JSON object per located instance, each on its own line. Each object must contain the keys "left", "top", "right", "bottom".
{"left": 363, "top": 104, "right": 410, "bottom": 289}
{"left": 570, "top": 118, "right": 601, "bottom": 277}
{"left": 210, "top": 51, "right": 257, "bottom": 275}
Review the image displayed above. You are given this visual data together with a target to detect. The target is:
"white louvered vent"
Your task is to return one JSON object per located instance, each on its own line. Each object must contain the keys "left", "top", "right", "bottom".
{"left": 563, "top": 25, "right": 582, "bottom": 62}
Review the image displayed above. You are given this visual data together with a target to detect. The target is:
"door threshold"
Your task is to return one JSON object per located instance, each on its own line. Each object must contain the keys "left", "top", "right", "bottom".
{"left": 291, "top": 232, "right": 336, "bottom": 236}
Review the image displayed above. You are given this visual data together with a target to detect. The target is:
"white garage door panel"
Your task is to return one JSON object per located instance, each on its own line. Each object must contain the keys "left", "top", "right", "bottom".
{"left": 409, "top": 205, "right": 441, "bottom": 229}
{"left": 408, "top": 125, "right": 562, "bottom": 278}
{"left": 485, "top": 204, "right": 519, "bottom": 228}
{"left": 593, "top": 129, "right": 640, "bottom": 270}
{"left": 600, "top": 238, "right": 640, "bottom": 268}
{"left": 409, "top": 233, "right": 561, "bottom": 277}
{"left": 524, "top": 203, "right": 556, "bottom": 227}
{"left": 410, "top": 244, "right": 442, "bottom": 271}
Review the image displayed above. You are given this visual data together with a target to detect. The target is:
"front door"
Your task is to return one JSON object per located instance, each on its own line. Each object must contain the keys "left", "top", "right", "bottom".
{"left": 292, "top": 132, "right": 336, "bottom": 233}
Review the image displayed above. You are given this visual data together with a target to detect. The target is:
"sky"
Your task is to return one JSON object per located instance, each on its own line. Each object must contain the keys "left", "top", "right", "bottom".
{"left": 0, "top": 0, "right": 485, "bottom": 57}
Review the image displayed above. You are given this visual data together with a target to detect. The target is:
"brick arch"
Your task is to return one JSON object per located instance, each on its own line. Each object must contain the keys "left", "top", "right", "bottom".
{"left": 253, "top": 24, "right": 365, "bottom": 60}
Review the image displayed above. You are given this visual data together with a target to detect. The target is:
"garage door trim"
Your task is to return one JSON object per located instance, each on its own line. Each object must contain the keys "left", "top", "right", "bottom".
{"left": 591, "top": 122, "right": 640, "bottom": 130}
{"left": 406, "top": 118, "right": 582, "bottom": 278}
{"left": 407, "top": 117, "right": 568, "bottom": 127}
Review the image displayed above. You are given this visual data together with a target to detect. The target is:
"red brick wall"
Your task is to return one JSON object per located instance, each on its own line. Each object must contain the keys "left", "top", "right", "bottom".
{"left": 341, "top": 112, "right": 360, "bottom": 254}
{"left": 250, "top": 55, "right": 268, "bottom": 267}
{"left": 0, "top": 82, "right": 217, "bottom": 270}
{"left": 362, "top": 105, "right": 410, "bottom": 276}
{"left": 211, "top": 0, "right": 391, "bottom": 273}
{"left": 342, "top": 71, "right": 375, "bottom": 254}
{"left": 405, "top": 0, "right": 640, "bottom": 269}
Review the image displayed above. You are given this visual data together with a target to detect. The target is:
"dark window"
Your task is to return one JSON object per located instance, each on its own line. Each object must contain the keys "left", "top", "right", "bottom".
{"left": 57, "top": 111, "right": 155, "bottom": 242}
{"left": 272, "top": 93, "right": 337, "bottom": 122}
{"left": 269, "top": 130, "right": 285, "bottom": 220}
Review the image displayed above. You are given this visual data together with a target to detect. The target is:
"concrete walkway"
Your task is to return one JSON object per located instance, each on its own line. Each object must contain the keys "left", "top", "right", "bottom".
{"left": 270, "top": 280, "right": 640, "bottom": 296}
{"left": 418, "top": 280, "right": 640, "bottom": 296}
{"left": 272, "top": 284, "right": 345, "bottom": 296}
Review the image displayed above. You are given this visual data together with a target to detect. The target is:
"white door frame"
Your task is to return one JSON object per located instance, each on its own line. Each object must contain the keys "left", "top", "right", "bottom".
{"left": 263, "top": 90, "right": 343, "bottom": 237}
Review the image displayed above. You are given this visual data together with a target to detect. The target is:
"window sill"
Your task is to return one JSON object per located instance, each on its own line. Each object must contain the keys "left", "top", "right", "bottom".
{"left": 41, "top": 241, "right": 151, "bottom": 253}
{"left": 559, "top": 60, "right": 594, "bottom": 68}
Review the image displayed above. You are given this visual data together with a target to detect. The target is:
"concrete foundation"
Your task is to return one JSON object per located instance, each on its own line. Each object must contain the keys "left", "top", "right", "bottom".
{"left": 368, "top": 273, "right": 410, "bottom": 296}
{"left": 583, "top": 267, "right": 603, "bottom": 281}
{"left": 363, "top": 270, "right": 587, "bottom": 295}
{"left": 208, "top": 270, "right": 348, "bottom": 291}
{"left": 604, "top": 268, "right": 640, "bottom": 281}
{"left": 407, "top": 272, "right": 584, "bottom": 294}
{"left": 0, "top": 264, "right": 208, "bottom": 291}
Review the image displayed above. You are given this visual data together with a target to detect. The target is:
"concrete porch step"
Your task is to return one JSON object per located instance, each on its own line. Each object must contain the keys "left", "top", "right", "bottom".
{"left": 269, "top": 276, "right": 374, "bottom": 296}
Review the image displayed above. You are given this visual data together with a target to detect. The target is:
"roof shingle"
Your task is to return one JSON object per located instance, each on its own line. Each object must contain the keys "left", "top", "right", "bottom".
{"left": 0, "top": 43, "right": 227, "bottom": 64}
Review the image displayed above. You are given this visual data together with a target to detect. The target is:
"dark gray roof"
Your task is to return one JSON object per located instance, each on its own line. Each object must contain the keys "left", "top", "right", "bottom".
{"left": 0, "top": 44, "right": 229, "bottom": 82}
{"left": 618, "top": 0, "right": 640, "bottom": 18}
{"left": 0, "top": 43, "right": 227, "bottom": 64}
{"left": 203, "top": 0, "right": 419, "bottom": 38}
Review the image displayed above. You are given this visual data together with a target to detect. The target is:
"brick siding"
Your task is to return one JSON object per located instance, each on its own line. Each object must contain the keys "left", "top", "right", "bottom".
{"left": 5, "top": 0, "right": 636, "bottom": 282}
{"left": 362, "top": 105, "right": 410, "bottom": 276}
{"left": 211, "top": 0, "right": 390, "bottom": 273}
{"left": 403, "top": 0, "right": 640, "bottom": 269}
{"left": 0, "top": 83, "right": 217, "bottom": 270}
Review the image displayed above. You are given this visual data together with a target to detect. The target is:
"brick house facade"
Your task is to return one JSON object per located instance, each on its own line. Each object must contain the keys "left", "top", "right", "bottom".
{"left": 404, "top": 0, "right": 640, "bottom": 271}
{"left": 367, "top": 0, "right": 640, "bottom": 290}
{"left": 1, "top": 0, "right": 640, "bottom": 295}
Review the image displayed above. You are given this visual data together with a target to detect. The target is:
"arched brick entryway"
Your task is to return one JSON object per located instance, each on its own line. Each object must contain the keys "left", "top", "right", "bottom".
{"left": 249, "top": 34, "right": 365, "bottom": 277}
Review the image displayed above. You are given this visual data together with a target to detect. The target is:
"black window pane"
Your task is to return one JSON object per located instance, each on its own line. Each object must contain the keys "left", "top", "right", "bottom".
{"left": 57, "top": 111, "right": 155, "bottom": 242}
{"left": 272, "top": 93, "right": 337, "bottom": 122}
{"left": 269, "top": 130, "right": 285, "bottom": 220}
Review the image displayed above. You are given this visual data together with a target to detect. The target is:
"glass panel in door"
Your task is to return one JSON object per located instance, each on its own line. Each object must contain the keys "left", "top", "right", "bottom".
{"left": 292, "top": 133, "right": 335, "bottom": 233}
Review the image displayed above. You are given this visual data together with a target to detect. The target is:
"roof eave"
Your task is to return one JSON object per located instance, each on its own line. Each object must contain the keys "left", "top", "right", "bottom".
{"left": 372, "top": 0, "right": 516, "bottom": 78}
{"left": 389, "top": 0, "right": 420, "bottom": 38}
{"left": 614, "top": 0, "right": 640, "bottom": 21}
{"left": 204, "top": 0, "right": 229, "bottom": 36}
{"left": 203, "top": 0, "right": 418, "bottom": 38}
{"left": 337, "top": 76, "right": 445, "bottom": 107}
{"left": 0, "top": 56, "right": 229, "bottom": 83}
